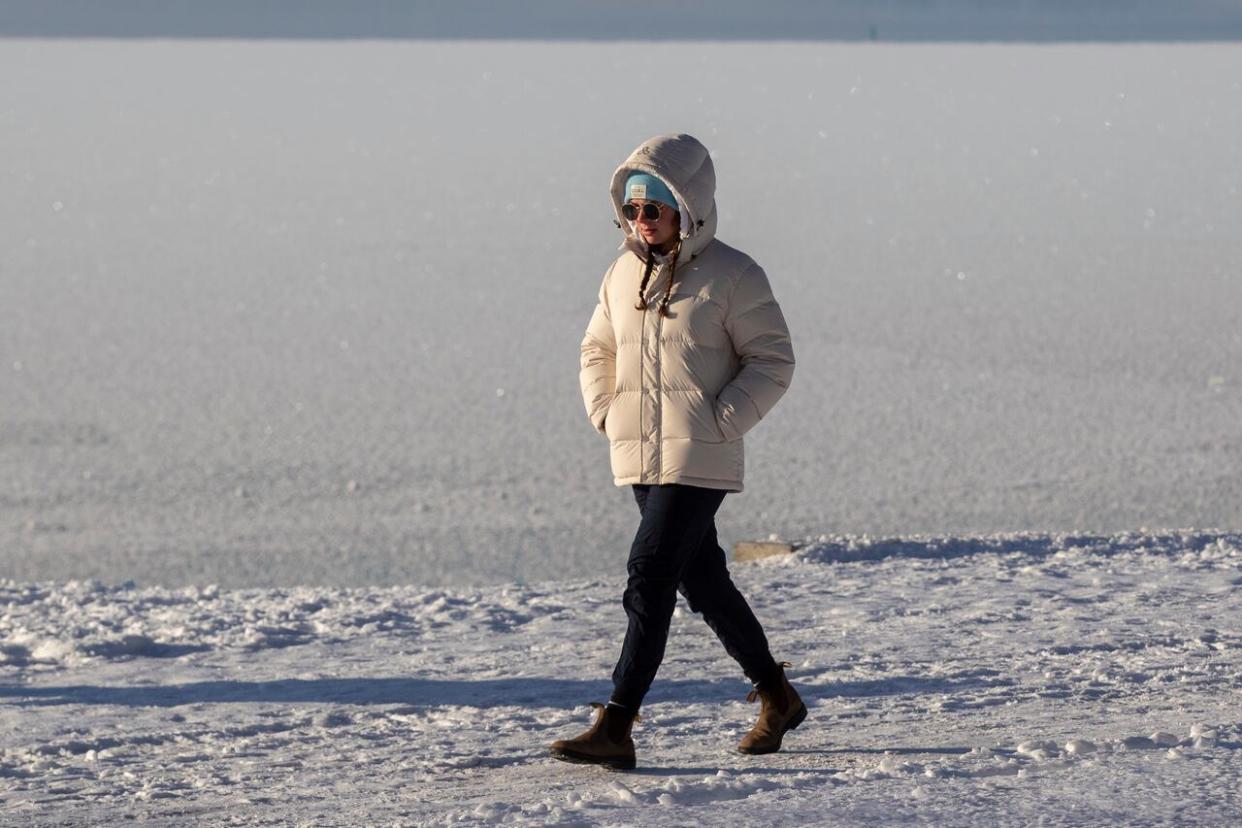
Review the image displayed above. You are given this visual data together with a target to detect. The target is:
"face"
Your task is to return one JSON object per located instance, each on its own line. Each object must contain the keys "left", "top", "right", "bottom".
{"left": 630, "top": 200, "right": 679, "bottom": 249}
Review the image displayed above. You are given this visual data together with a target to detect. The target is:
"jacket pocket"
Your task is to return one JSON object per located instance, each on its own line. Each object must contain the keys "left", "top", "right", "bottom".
{"left": 602, "top": 399, "right": 616, "bottom": 439}
{"left": 592, "top": 394, "right": 614, "bottom": 436}
{"left": 604, "top": 391, "right": 631, "bottom": 441}
{"left": 689, "top": 389, "right": 726, "bottom": 444}
{"left": 713, "top": 396, "right": 743, "bottom": 442}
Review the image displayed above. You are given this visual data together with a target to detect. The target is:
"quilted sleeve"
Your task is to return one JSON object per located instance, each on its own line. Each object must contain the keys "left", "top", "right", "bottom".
{"left": 714, "top": 263, "right": 795, "bottom": 441}
{"left": 579, "top": 265, "right": 618, "bottom": 435}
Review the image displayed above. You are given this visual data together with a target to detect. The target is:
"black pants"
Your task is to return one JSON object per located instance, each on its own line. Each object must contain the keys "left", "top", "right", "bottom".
{"left": 610, "top": 483, "right": 779, "bottom": 713}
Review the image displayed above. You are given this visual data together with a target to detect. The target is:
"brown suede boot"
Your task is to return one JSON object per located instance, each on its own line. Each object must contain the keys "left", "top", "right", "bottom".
{"left": 549, "top": 703, "right": 638, "bottom": 770}
{"left": 737, "top": 662, "right": 807, "bottom": 755}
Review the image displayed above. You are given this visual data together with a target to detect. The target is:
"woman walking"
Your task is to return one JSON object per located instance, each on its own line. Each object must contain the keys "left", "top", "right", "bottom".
{"left": 550, "top": 133, "right": 803, "bottom": 770}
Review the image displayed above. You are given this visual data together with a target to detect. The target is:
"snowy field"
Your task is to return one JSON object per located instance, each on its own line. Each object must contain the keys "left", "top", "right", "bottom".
{"left": 2, "top": 33, "right": 1241, "bottom": 823}
{"left": 2, "top": 40, "right": 1240, "bottom": 588}
{"left": 2, "top": 531, "right": 1240, "bottom": 825}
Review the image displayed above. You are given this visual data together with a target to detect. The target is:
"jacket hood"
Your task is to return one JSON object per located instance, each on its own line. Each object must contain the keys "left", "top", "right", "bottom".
{"left": 610, "top": 133, "right": 718, "bottom": 266}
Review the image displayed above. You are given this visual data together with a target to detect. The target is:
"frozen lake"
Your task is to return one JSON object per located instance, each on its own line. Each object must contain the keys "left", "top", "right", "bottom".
{"left": 2, "top": 40, "right": 1240, "bottom": 587}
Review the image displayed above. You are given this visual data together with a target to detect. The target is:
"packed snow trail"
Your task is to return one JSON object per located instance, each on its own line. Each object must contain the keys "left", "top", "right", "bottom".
{"left": 2, "top": 531, "right": 1240, "bottom": 825}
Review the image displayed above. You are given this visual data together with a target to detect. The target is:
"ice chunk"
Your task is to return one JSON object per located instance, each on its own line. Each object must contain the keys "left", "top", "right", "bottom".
{"left": 1190, "top": 724, "right": 1218, "bottom": 748}
{"left": 1016, "top": 739, "right": 1059, "bottom": 760}
{"left": 1064, "top": 739, "right": 1096, "bottom": 756}
{"left": 1151, "top": 732, "right": 1179, "bottom": 747}
{"left": 609, "top": 782, "right": 637, "bottom": 804}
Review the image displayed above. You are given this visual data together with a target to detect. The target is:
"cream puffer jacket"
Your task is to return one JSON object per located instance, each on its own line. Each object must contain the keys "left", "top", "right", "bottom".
{"left": 579, "top": 133, "right": 795, "bottom": 492}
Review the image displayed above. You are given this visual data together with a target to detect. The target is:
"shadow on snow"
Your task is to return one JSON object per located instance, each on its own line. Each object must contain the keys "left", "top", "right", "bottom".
{"left": 0, "top": 669, "right": 1008, "bottom": 708}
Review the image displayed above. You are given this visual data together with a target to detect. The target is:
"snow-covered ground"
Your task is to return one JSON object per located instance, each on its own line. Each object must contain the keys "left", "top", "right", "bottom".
{"left": 2, "top": 531, "right": 1240, "bottom": 825}
{"left": 3, "top": 35, "right": 1240, "bottom": 823}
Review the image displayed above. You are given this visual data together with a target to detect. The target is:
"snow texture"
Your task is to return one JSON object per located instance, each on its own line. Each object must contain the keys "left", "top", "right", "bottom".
{"left": 2, "top": 40, "right": 1241, "bottom": 588}
{"left": 2, "top": 35, "right": 1241, "bottom": 824}
{"left": 2, "top": 531, "right": 1241, "bottom": 825}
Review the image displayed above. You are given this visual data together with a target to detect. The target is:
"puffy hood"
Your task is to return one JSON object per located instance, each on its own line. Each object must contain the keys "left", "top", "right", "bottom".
{"left": 610, "top": 133, "right": 718, "bottom": 266}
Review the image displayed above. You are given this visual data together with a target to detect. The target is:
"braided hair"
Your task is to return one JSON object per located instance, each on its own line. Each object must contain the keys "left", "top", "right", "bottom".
{"left": 657, "top": 241, "right": 682, "bottom": 318}
{"left": 633, "top": 240, "right": 683, "bottom": 316}
{"left": 633, "top": 252, "right": 656, "bottom": 311}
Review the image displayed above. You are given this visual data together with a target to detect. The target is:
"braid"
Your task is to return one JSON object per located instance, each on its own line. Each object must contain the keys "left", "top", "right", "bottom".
{"left": 634, "top": 251, "right": 656, "bottom": 310}
{"left": 658, "top": 242, "right": 682, "bottom": 318}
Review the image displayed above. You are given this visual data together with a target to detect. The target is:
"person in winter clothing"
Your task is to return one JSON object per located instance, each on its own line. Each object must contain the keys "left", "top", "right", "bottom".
{"left": 550, "top": 133, "right": 805, "bottom": 770}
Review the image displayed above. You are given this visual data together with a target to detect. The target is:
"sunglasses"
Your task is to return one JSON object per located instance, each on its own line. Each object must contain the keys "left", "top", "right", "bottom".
{"left": 621, "top": 201, "right": 672, "bottom": 221}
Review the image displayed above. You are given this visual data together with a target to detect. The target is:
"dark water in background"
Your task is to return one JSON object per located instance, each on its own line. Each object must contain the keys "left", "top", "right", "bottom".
{"left": 3, "top": 0, "right": 1242, "bottom": 42}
